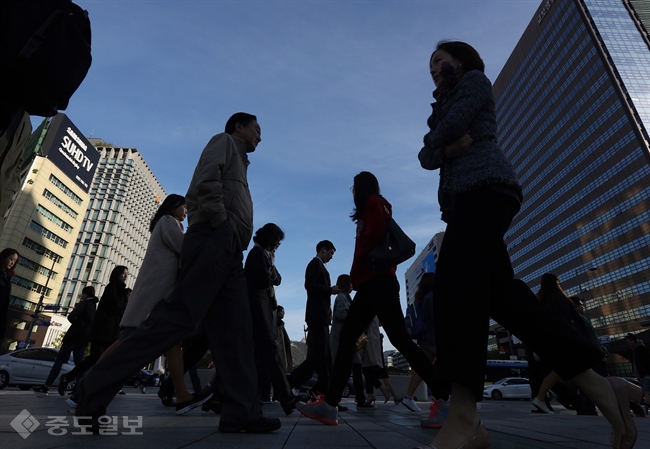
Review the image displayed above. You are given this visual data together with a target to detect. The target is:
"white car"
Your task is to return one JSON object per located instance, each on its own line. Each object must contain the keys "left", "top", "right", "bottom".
{"left": 483, "top": 377, "right": 531, "bottom": 400}
{"left": 0, "top": 348, "right": 75, "bottom": 391}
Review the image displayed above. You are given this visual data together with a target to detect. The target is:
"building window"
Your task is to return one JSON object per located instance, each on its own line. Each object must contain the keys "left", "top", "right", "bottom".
{"left": 21, "top": 237, "right": 63, "bottom": 263}
{"left": 28, "top": 221, "right": 68, "bottom": 248}
{"left": 42, "top": 189, "right": 78, "bottom": 219}
{"left": 35, "top": 204, "right": 73, "bottom": 233}
{"left": 17, "top": 256, "right": 57, "bottom": 280}
{"left": 48, "top": 174, "right": 83, "bottom": 205}
{"left": 11, "top": 275, "right": 52, "bottom": 297}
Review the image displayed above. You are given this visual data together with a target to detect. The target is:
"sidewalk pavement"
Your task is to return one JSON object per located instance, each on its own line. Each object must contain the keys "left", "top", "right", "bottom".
{"left": 1, "top": 387, "right": 649, "bottom": 449}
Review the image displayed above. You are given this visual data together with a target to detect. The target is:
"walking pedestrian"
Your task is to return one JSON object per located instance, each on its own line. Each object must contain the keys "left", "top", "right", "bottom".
{"left": 75, "top": 113, "right": 280, "bottom": 434}
{"left": 245, "top": 223, "right": 298, "bottom": 415}
{"left": 0, "top": 248, "right": 19, "bottom": 347}
{"left": 416, "top": 40, "right": 641, "bottom": 449}
{"left": 32, "top": 286, "right": 98, "bottom": 396}
{"left": 296, "top": 171, "right": 437, "bottom": 425}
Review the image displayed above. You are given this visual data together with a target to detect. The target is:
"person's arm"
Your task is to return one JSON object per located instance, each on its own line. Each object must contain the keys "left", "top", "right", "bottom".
{"left": 194, "top": 134, "right": 232, "bottom": 228}
{"left": 160, "top": 216, "right": 184, "bottom": 256}
{"left": 424, "top": 71, "right": 492, "bottom": 150}
{"left": 269, "top": 264, "right": 281, "bottom": 287}
{"left": 247, "top": 247, "right": 273, "bottom": 289}
{"left": 66, "top": 300, "right": 86, "bottom": 324}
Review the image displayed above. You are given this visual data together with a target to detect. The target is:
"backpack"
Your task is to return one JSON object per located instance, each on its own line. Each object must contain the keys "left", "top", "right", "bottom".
{"left": 1, "top": 0, "right": 92, "bottom": 117}
{"left": 404, "top": 301, "right": 427, "bottom": 339}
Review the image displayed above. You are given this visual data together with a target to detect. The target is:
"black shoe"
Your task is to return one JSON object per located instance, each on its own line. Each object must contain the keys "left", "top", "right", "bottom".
{"left": 280, "top": 396, "right": 299, "bottom": 416}
{"left": 118, "top": 390, "right": 126, "bottom": 395}
{"left": 58, "top": 375, "right": 69, "bottom": 396}
{"left": 157, "top": 389, "right": 176, "bottom": 407}
{"left": 218, "top": 416, "right": 281, "bottom": 433}
{"left": 32, "top": 386, "right": 49, "bottom": 396}
{"left": 201, "top": 400, "right": 221, "bottom": 414}
{"left": 337, "top": 404, "right": 348, "bottom": 412}
{"left": 175, "top": 391, "right": 213, "bottom": 415}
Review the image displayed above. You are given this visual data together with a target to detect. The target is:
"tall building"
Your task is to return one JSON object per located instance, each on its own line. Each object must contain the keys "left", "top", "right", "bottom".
{"left": 55, "top": 141, "right": 166, "bottom": 312}
{"left": 493, "top": 0, "right": 650, "bottom": 373}
{"left": 0, "top": 114, "right": 99, "bottom": 352}
{"left": 404, "top": 232, "right": 445, "bottom": 306}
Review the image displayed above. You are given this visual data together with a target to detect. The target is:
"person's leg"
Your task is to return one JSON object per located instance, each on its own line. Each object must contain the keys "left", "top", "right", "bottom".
{"left": 310, "top": 324, "right": 331, "bottom": 394}
{"left": 352, "top": 362, "right": 365, "bottom": 405}
{"left": 72, "top": 344, "right": 86, "bottom": 367}
{"left": 288, "top": 330, "right": 319, "bottom": 389}
{"left": 406, "top": 349, "right": 435, "bottom": 398}
{"left": 201, "top": 251, "right": 263, "bottom": 425}
{"left": 250, "top": 294, "right": 292, "bottom": 404}
{"left": 535, "top": 370, "right": 561, "bottom": 402}
{"left": 428, "top": 191, "right": 519, "bottom": 449}
{"left": 67, "top": 341, "right": 106, "bottom": 382}
{"left": 44, "top": 343, "right": 75, "bottom": 387}
{"left": 188, "top": 364, "right": 202, "bottom": 394}
{"left": 167, "top": 344, "right": 193, "bottom": 403}
{"left": 374, "top": 276, "right": 438, "bottom": 391}
{"left": 159, "top": 329, "right": 210, "bottom": 398}
{"left": 325, "top": 285, "right": 378, "bottom": 406}
{"left": 75, "top": 221, "right": 243, "bottom": 418}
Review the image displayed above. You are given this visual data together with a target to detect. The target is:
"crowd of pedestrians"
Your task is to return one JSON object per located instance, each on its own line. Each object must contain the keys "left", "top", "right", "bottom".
{"left": 0, "top": 39, "right": 647, "bottom": 449}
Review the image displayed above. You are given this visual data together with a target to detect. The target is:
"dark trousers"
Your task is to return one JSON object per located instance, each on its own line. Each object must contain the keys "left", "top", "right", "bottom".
{"left": 352, "top": 363, "right": 365, "bottom": 404}
{"left": 250, "top": 293, "right": 291, "bottom": 403}
{"left": 362, "top": 365, "right": 382, "bottom": 394}
{"left": 326, "top": 275, "right": 435, "bottom": 407}
{"left": 45, "top": 341, "right": 86, "bottom": 386}
{"left": 76, "top": 221, "right": 261, "bottom": 424}
{"left": 289, "top": 321, "right": 330, "bottom": 394}
{"left": 66, "top": 341, "right": 109, "bottom": 381}
{"left": 432, "top": 189, "right": 603, "bottom": 401}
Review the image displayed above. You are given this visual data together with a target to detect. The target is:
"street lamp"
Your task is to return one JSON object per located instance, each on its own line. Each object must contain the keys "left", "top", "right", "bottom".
{"left": 22, "top": 251, "right": 56, "bottom": 348}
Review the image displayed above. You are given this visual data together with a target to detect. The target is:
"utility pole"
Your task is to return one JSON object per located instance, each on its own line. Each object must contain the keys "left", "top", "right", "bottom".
{"left": 22, "top": 256, "right": 56, "bottom": 348}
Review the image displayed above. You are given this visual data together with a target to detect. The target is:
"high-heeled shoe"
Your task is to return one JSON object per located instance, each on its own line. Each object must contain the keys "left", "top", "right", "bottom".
{"left": 413, "top": 420, "right": 491, "bottom": 449}
{"left": 608, "top": 377, "right": 642, "bottom": 449}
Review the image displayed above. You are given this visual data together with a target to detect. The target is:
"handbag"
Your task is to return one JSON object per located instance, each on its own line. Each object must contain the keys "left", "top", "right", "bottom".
{"left": 366, "top": 207, "right": 416, "bottom": 270}
{"left": 354, "top": 332, "right": 369, "bottom": 352}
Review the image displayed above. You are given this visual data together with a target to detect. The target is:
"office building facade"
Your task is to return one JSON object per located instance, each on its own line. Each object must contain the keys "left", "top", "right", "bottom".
{"left": 55, "top": 142, "right": 166, "bottom": 312}
{"left": 0, "top": 114, "right": 99, "bottom": 352}
{"left": 492, "top": 0, "right": 650, "bottom": 373}
{"left": 404, "top": 232, "right": 444, "bottom": 306}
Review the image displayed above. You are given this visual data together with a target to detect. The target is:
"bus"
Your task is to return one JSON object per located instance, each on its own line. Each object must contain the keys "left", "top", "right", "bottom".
{"left": 484, "top": 359, "right": 529, "bottom": 384}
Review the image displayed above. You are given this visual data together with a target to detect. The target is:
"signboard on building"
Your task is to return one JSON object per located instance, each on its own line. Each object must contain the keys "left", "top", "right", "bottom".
{"left": 40, "top": 113, "right": 99, "bottom": 193}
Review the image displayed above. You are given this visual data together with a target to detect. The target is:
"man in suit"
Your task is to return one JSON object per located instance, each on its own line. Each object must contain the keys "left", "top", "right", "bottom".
{"left": 289, "top": 240, "right": 341, "bottom": 398}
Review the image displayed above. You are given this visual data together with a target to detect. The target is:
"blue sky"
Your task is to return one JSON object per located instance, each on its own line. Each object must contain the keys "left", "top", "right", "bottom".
{"left": 37, "top": 0, "right": 542, "bottom": 348}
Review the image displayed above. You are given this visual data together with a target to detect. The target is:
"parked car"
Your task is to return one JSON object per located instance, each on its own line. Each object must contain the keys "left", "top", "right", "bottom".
{"left": 483, "top": 377, "right": 531, "bottom": 400}
{"left": 124, "top": 369, "right": 162, "bottom": 393}
{"left": 0, "top": 348, "right": 75, "bottom": 391}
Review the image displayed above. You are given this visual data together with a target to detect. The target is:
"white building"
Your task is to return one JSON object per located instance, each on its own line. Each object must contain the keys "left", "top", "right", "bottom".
{"left": 55, "top": 142, "right": 166, "bottom": 312}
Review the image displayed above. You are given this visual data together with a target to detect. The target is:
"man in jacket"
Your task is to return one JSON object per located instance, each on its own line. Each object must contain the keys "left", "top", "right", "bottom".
{"left": 288, "top": 241, "right": 341, "bottom": 398}
{"left": 76, "top": 113, "right": 280, "bottom": 433}
{"left": 32, "top": 286, "right": 98, "bottom": 396}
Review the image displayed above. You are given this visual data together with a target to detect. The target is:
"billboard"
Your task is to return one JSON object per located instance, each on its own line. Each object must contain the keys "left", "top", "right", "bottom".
{"left": 40, "top": 114, "right": 99, "bottom": 193}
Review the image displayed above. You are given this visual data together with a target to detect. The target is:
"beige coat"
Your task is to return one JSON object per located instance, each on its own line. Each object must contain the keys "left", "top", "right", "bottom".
{"left": 120, "top": 215, "right": 183, "bottom": 328}
{"left": 362, "top": 316, "right": 383, "bottom": 368}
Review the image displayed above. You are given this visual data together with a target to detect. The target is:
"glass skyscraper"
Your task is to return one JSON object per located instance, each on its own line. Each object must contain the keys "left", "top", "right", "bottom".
{"left": 493, "top": 0, "right": 649, "bottom": 373}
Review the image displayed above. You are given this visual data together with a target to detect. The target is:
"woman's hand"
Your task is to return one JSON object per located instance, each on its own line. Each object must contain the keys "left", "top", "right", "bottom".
{"left": 444, "top": 132, "right": 473, "bottom": 159}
